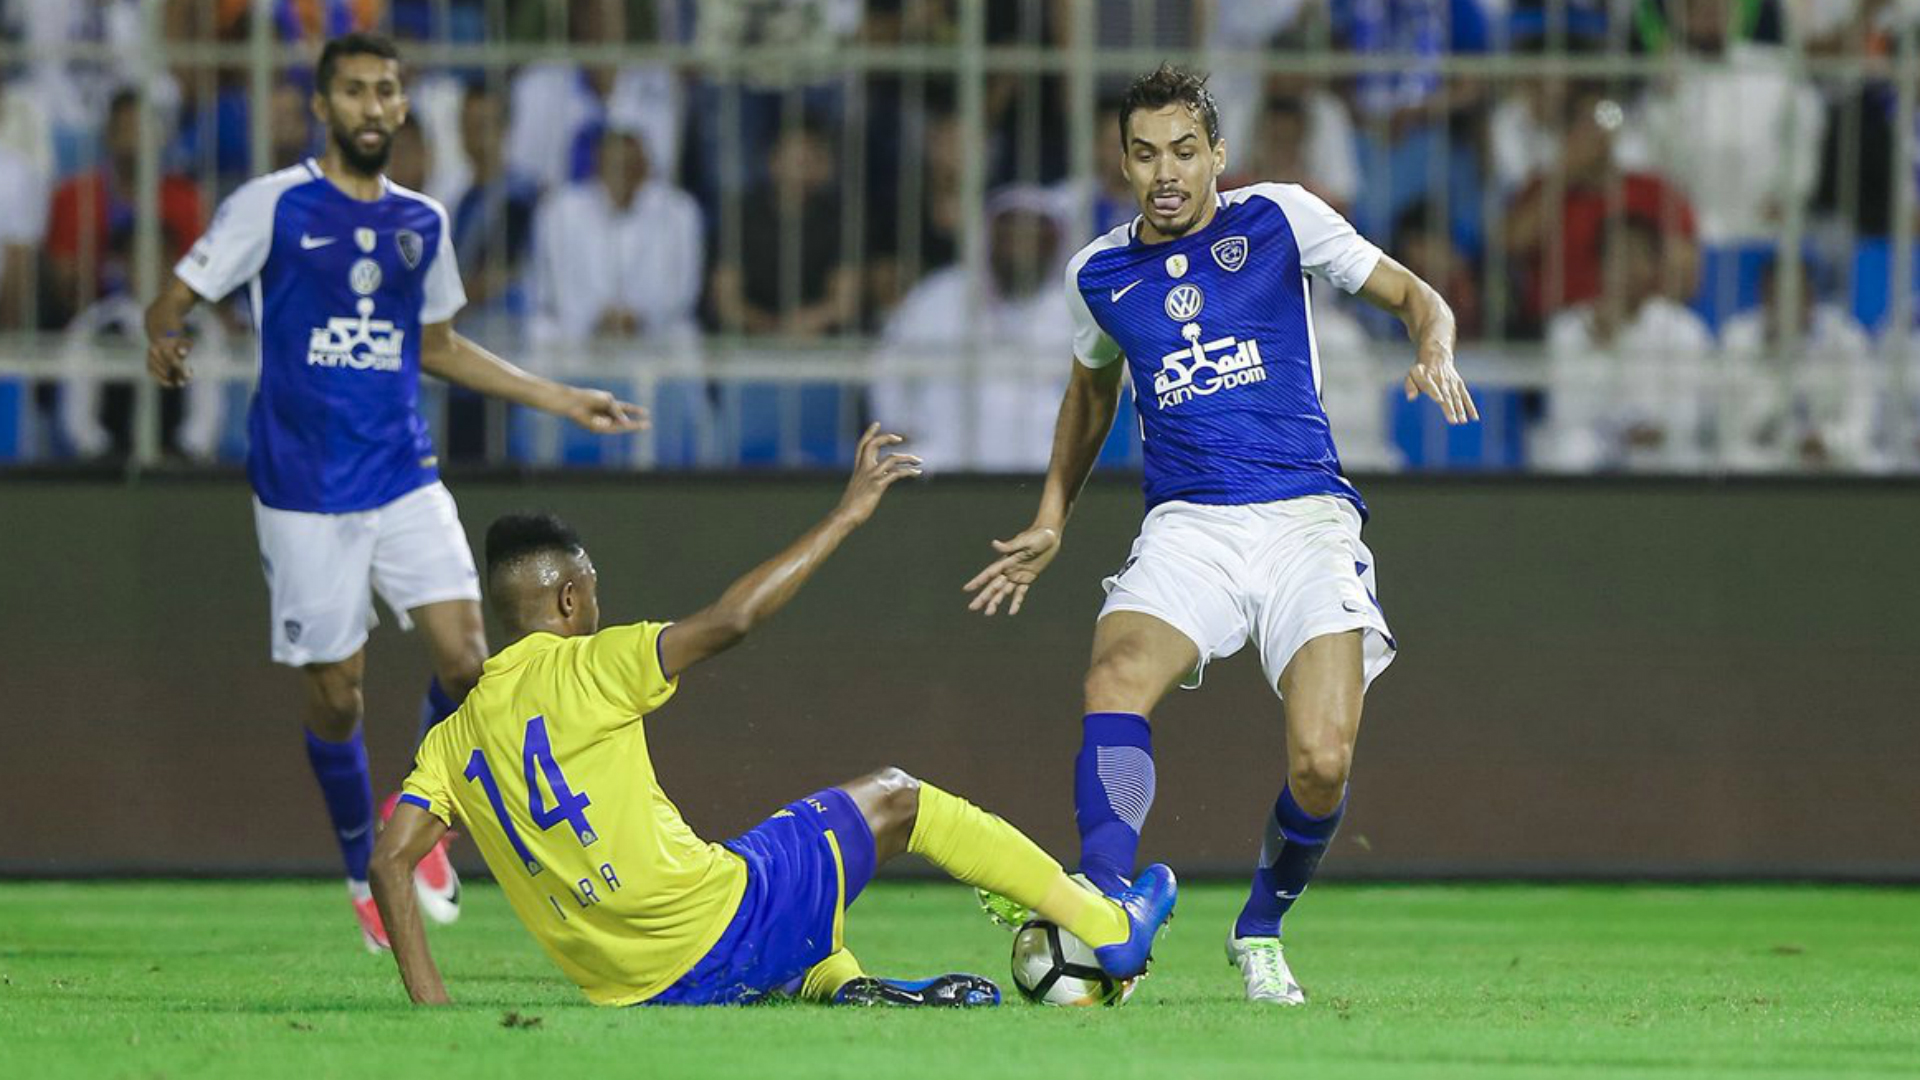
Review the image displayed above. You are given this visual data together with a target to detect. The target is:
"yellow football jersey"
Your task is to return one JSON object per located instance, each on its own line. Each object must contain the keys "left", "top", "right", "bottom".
{"left": 400, "top": 622, "right": 747, "bottom": 1006}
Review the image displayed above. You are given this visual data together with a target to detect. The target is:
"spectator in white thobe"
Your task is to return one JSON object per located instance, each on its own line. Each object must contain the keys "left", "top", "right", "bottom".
{"left": 1538, "top": 217, "right": 1719, "bottom": 473}
{"left": 871, "top": 188, "right": 1074, "bottom": 472}
{"left": 523, "top": 123, "right": 706, "bottom": 465}
{"left": 1721, "top": 257, "right": 1882, "bottom": 472}
{"left": 505, "top": 0, "right": 682, "bottom": 191}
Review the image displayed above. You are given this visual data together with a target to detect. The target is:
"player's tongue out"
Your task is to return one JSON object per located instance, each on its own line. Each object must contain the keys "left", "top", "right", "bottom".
{"left": 1151, "top": 191, "right": 1185, "bottom": 215}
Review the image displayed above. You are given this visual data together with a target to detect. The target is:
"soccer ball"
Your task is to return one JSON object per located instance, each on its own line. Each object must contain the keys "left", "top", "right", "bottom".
{"left": 1009, "top": 919, "right": 1137, "bottom": 1007}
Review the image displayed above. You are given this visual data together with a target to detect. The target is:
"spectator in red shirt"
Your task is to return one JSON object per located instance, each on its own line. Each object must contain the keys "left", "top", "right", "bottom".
{"left": 1503, "top": 83, "right": 1699, "bottom": 333}
{"left": 47, "top": 89, "right": 205, "bottom": 321}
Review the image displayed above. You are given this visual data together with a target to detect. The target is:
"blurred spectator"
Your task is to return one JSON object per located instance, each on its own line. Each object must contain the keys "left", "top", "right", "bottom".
{"left": 521, "top": 123, "right": 705, "bottom": 466}
{"left": 1722, "top": 254, "right": 1881, "bottom": 472}
{"left": 506, "top": 0, "right": 683, "bottom": 191}
{"left": 1046, "top": 98, "right": 1137, "bottom": 243}
{"left": 528, "top": 125, "right": 703, "bottom": 350}
{"left": 57, "top": 293, "right": 235, "bottom": 462}
{"left": 870, "top": 187, "right": 1071, "bottom": 471}
{"left": 708, "top": 114, "right": 860, "bottom": 338}
{"left": 866, "top": 93, "right": 964, "bottom": 322}
{"left": 1503, "top": 83, "right": 1698, "bottom": 333}
{"left": 1394, "top": 202, "right": 1481, "bottom": 340}
{"left": 1311, "top": 283, "right": 1404, "bottom": 473}
{"left": 1223, "top": 93, "right": 1359, "bottom": 218}
{"left": 1336, "top": 0, "right": 1490, "bottom": 246}
{"left": 0, "top": 98, "right": 48, "bottom": 329}
{"left": 447, "top": 83, "right": 537, "bottom": 311}
{"left": 1630, "top": 0, "right": 1824, "bottom": 314}
{"left": 386, "top": 114, "right": 427, "bottom": 191}
{"left": 47, "top": 89, "right": 204, "bottom": 323}
{"left": 266, "top": 80, "right": 316, "bottom": 168}
{"left": 1537, "top": 217, "right": 1716, "bottom": 472}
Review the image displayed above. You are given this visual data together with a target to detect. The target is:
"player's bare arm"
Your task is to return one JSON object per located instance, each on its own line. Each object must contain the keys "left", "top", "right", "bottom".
{"left": 368, "top": 801, "right": 452, "bottom": 1005}
{"left": 142, "top": 276, "right": 203, "bottom": 388}
{"left": 657, "top": 424, "right": 921, "bottom": 676}
{"left": 964, "top": 358, "right": 1125, "bottom": 617}
{"left": 1356, "top": 255, "right": 1479, "bottom": 425}
{"left": 417, "top": 321, "right": 649, "bottom": 434}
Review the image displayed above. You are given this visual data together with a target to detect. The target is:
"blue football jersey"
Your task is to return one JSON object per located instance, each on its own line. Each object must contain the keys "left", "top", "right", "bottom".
{"left": 176, "top": 159, "right": 467, "bottom": 513}
{"left": 1066, "top": 183, "right": 1383, "bottom": 515}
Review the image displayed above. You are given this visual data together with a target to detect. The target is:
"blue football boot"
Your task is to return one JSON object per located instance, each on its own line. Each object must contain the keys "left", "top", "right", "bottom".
{"left": 832, "top": 974, "right": 1002, "bottom": 1007}
{"left": 1092, "top": 863, "right": 1177, "bottom": 981}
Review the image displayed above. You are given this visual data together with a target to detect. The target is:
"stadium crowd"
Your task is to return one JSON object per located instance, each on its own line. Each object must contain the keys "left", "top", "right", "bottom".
{"left": 4, "top": 0, "right": 1919, "bottom": 472}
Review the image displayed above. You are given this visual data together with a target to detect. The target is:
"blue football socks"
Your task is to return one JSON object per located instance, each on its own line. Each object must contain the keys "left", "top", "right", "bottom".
{"left": 1233, "top": 784, "right": 1346, "bottom": 939}
{"left": 304, "top": 728, "right": 375, "bottom": 883}
{"left": 1074, "top": 712, "right": 1156, "bottom": 895}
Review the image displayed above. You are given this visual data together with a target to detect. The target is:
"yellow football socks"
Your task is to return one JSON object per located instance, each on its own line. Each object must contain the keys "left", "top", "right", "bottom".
{"left": 908, "top": 782, "right": 1129, "bottom": 949}
{"left": 799, "top": 948, "right": 865, "bottom": 1002}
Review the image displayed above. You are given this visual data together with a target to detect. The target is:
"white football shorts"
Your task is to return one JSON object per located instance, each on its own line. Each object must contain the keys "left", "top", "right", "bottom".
{"left": 1099, "top": 495, "right": 1396, "bottom": 696}
{"left": 253, "top": 481, "right": 482, "bottom": 667}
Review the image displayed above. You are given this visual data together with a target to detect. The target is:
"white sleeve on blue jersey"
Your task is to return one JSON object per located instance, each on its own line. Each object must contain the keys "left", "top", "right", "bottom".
{"left": 420, "top": 201, "right": 467, "bottom": 325}
{"left": 1064, "top": 230, "right": 1128, "bottom": 369}
{"left": 175, "top": 176, "right": 283, "bottom": 302}
{"left": 1249, "top": 183, "right": 1383, "bottom": 295}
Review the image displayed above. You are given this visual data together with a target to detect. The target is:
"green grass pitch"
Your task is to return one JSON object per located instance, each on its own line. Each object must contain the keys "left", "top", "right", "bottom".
{"left": 4, "top": 880, "right": 1917, "bottom": 1079}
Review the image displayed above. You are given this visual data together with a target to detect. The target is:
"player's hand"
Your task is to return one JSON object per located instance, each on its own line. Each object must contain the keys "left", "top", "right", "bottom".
{"left": 963, "top": 523, "right": 1061, "bottom": 617}
{"left": 835, "top": 423, "right": 922, "bottom": 526}
{"left": 563, "top": 387, "right": 649, "bottom": 434}
{"left": 146, "top": 331, "right": 194, "bottom": 388}
{"left": 1403, "top": 351, "right": 1479, "bottom": 425}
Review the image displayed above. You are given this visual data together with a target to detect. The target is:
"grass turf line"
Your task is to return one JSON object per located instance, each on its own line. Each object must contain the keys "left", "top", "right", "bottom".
{"left": 2, "top": 881, "right": 1917, "bottom": 1079}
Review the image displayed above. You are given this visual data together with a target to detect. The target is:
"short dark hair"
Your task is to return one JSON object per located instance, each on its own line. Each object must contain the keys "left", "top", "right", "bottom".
{"left": 1119, "top": 63, "right": 1220, "bottom": 148}
{"left": 107, "top": 87, "right": 141, "bottom": 123}
{"left": 317, "top": 32, "right": 402, "bottom": 93}
{"left": 486, "top": 513, "right": 585, "bottom": 580}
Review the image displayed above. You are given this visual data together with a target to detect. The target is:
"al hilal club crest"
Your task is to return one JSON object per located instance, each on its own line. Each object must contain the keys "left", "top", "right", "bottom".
{"left": 1211, "top": 235, "right": 1249, "bottom": 272}
{"left": 396, "top": 229, "right": 424, "bottom": 269}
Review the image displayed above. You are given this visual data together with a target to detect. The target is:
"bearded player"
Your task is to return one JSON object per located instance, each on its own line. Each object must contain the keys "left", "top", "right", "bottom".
{"left": 143, "top": 33, "right": 644, "bottom": 951}
{"left": 965, "top": 65, "right": 1477, "bottom": 1005}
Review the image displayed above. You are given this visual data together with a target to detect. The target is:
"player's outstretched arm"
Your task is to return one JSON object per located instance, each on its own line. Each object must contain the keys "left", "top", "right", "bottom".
{"left": 142, "top": 276, "right": 202, "bottom": 388}
{"left": 418, "top": 322, "right": 650, "bottom": 435}
{"left": 369, "top": 803, "right": 453, "bottom": 1005}
{"left": 657, "top": 424, "right": 921, "bottom": 677}
{"left": 963, "top": 358, "right": 1124, "bottom": 617}
{"left": 1357, "top": 254, "right": 1478, "bottom": 425}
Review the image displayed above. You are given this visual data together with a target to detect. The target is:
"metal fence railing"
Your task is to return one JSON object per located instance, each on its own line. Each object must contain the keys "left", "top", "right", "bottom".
{"left": 0, "top": 0, "right": 1913, "bottom": 476}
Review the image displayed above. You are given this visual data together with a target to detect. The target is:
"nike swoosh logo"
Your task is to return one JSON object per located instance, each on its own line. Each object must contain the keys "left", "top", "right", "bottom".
{"left": 300, "top": 234, "right": 338, "bottom": 250}
{"left": 1111, "top": 280, "right": 1142, "bottom": 302}
{"left": 1275, "top": 890, "right": 1300, "bottom": 900}
{"left": 339, "top": 823, "right": 372, "bottom": 841}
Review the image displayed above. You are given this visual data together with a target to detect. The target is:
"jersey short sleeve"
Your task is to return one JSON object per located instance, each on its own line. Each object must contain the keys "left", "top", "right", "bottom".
{"left": 399, "top": 730, "right": 458, "bottom": 826}
{"left": 420, "top": 200, "right": 467, "bottom": 324}
{"left": 176, "top": 177, "right": 282, "bottom": 302}
{"left": 1253, "top": 183, "right": 1383, "bottom": 295}
{"left": 576, "top": 621, "right": 680, "bottom": 720}
{"left": 1065, "top": 242, "right": 1124, "bottom": 369}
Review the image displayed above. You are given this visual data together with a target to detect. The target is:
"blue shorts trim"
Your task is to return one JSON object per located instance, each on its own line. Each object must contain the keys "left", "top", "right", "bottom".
{"left": 644, "top": 788, "right": 877, "bottom": 1006}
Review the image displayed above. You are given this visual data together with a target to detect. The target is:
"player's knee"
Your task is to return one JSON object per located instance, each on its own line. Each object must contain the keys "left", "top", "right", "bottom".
{"left": 1290, "top": 742, "right": 1352, "bottom": 801}
{"left": 1084, "top": 651, "right": 1150, "bottom": 712}
{"left": 304, "top": 669, "right": 363, "bottom": 739}
{"left": 870, "top": 766, "right": 921, "bottom": 821}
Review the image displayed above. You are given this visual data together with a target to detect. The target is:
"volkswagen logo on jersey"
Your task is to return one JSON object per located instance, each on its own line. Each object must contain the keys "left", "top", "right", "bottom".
{"left": 349, "top": 258, "right": 383, "bottom": 296}
{"left": 1211, "top": 235, "right": 1249, "bottom": 272}
{"left": 1165, "top": 283, "right": 1204, "bottom": 322}
{"left": 396, "top": 229, "right": 424, "bottom": 270}
{"left": 355, "top": 227, "right": 376, "bottom": 253}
